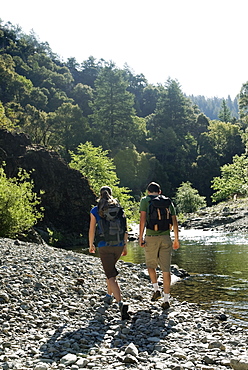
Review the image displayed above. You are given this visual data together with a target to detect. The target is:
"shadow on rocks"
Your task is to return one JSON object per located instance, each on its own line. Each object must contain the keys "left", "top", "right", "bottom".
{"left": 39, "top": 303, "right": 112, "bottom": 361}
{"left": 39, "top": 303, "right": 171, "bottom": 362}
{"left": 109, "top": 306, "right": 171, "bottom": 354}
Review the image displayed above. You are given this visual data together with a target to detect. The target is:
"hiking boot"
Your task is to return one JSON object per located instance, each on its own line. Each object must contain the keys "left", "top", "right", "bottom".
{"left": 151, "top": 290, "right": 162, "bottom": 301}
{"left": 103, "top": 295, "right": 113, "bottom": 305}
{"left": 119, "top": 303, "right": 130, "bottom": 320}
{"left": 161, "top": 301, "right": 170, "bottom": 310}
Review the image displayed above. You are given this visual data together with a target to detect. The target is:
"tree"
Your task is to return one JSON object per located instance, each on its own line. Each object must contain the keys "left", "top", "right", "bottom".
{"left": 90, "top": 63, "right": 135, "bottom": 151}
{"left": 0, "top": 54, "right": 33, "bottom": 104}
{"left": 48, "top": 102, "right": 89, "bottom": 158}
{"left": 239, "top": 82, "right": 248, "bottom": 121}
{"left": 218, "top": 99, "right": 232, "bottom": 123}
{"left": 0, "top": 101, "right": 15, "bottom": 130}
{"left": 140, "top": 84, "right": 161, "bottom": 117}
{"left": 189, "top": 95, "right": 238, "bottom": 121}
{"left": 69, "top": 83, "right": 93, "bottom": 116}
{"left": 123, "top": 65, "right": 148, "bottom": 116}
{"left": 211, "top": 154, "right": 248, "bottom": 203}
{"left": 114, "top": 147, "right": 157, "bottom": 196}
{"left": 80, "top": 56, "right": 104, "bottom": 87}
{"left": 202, "top": 120, "right": 244, "bottom": 164}
{"left": 150, "top": 79, "right": 196, "bottom": 136}
{"left": 69, "top": 142, "right": 133, "bottom": 218}
{"left": 174, "top": 181, "right": 206, "bottom": 213}
{"left": 239, "top": 82, "right": 248, "bottom": 150}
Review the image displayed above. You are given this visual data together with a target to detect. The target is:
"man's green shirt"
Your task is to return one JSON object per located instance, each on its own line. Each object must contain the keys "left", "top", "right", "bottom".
{"left": 139, "top": 195, "right": 176, "bottom": 236}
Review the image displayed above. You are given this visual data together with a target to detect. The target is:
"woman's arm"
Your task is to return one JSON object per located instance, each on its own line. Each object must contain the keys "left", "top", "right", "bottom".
{"left": 121, "top": 231, "right": 129, "bottom": 256}
{"left": 89, "top": 213, "right": 97, "bottom": 253}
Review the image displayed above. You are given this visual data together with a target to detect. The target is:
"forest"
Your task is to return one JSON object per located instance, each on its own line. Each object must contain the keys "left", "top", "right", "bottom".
{"left": 1, "top": 21, "right": 248, "bottom": 209}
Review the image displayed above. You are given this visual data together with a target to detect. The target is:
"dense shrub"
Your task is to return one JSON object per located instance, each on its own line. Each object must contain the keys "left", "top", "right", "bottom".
{"left": 211, "top": 154, "right": 248, "bottom": 203}
{"left": 175, "top": 181, "right": 206, "bottom": 214}
{"left": 0, "top": 166, "right": 43, "bottom": 237}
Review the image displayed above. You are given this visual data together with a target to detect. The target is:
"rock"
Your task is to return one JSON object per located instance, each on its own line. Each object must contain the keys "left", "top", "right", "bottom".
{"left": 60, "top": 354, "right": 77, "bottom": 366}
{"left": 0, "top": 291, "right": 9, "bottom": 303}
{"left": 34, "top": 364, "right": 49, "bottom": 370}
{"left": 76, "top": 358, "right": 88, "bottom": 367}
{"left": 230, "top": 357, "right": 248, "bottom": 370}
{"left": 123, "top": 354, "right": 138, "bottom": 364}
{"left": 0, "top": 236, "right": 247, "bottom": 370}
{"left": 215, "top": 313, "right": 228, "bottom": 321}
{"left": 0, "top": 129, "right": 96, "bottom": 247}
{"left": 208, "top": 341, "right": 226, "bottom": 350}
{"left": 181, "top": 198, "right": 248, "bottom": 233}
{"left": 125, "top": 342, "right": 139, "bottom": 357}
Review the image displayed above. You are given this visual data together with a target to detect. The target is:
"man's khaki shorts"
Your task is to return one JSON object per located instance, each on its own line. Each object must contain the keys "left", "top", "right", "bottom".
{"left": 145, "top": 234, "right": 172, "bottom": 272}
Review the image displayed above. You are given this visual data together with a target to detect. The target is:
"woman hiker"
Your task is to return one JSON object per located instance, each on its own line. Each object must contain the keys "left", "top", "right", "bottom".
{"left": 88, "top": 186, "right": 130, "bottom": 320}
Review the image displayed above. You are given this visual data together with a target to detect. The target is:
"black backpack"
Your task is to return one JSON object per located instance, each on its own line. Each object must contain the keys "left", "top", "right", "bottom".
{"left": 97, "top": 203, "right": 126, "bottom": 245}
{"left": 146, "top": 195, "right": 172, "bottom": 231}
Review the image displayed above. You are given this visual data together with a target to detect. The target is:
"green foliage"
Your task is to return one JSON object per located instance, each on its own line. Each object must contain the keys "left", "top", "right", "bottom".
{"left": 0, "top": 21, "right": 247, "bottom": 207}
{"left": 114, "top": 147, "right": 152, "bottom": 195}
{"left": 0, "top": 101, "right": 16, "bottom": 130}
{"left": 218, "top": 99, "right": 232, "bottom": 123}
{"left": 239, "top": 82, "right": 248, "bottom": 121}
{"left": 189, "top": 95, "right": 239, "bottom": 121}
{"left": 69, "top": 142, "right": 135, "bottom": 220}
{"left": 211, "top": 154, "right": 248, "bottom": 203}
{"left": 22, "top": 104, "right": 49, "bottom": 145}
{"left": 47, "top": 102, "right": 89, "bottom": 158}
{"left": 0, "top": 166, "right": 43, "bottom": 237}
{"left": 90, "top": 63, "right": 136, "bottom": 151}
{"left": 205, "top": 120, "right": 243, "bottom": 155}
{"left": 174, "top": 181, "right": 206, "bottom": 213}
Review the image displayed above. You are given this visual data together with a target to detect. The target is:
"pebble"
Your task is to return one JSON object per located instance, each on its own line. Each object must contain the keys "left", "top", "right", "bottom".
{"left": 0, "top": 237, "right": 247, "bottom": 370}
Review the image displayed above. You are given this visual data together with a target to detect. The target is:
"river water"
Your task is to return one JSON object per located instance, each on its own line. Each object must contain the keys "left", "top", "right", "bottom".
{"left": 119, "top": 229, "right": 248, "bottom": 328}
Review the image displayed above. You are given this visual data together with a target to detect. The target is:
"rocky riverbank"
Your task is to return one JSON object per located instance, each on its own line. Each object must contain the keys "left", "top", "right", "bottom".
{"left": 181, "top": 198, "right": 248, "bottom": 233}
{"left": 0, "top": 238, "right": 247, "bottom": 370}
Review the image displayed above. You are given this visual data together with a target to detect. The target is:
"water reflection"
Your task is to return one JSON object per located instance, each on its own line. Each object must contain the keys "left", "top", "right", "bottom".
{"left": 120, "top": 230, "right": 248, "bottom": 328}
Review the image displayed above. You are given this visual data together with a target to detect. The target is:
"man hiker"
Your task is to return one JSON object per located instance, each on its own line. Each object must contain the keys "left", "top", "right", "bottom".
{"left": 139, "top": 181, "right": 180, "bottom": 309}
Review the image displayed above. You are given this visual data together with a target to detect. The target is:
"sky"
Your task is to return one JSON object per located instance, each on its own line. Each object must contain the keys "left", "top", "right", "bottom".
{"left": 1, "top": 0, "right": 247, "bottom": 99}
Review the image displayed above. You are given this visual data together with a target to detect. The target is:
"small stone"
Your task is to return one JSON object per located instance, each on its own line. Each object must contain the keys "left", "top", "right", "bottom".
{"left": 60, "top": 354, "right": 77, "bottom": 366}
{"left": 76, "top": 358, "right": 88, "bottom": 367}
{"left": 125, "top": 342, "right": 139, "bottom": 357}
{"left": 230, "top": 357, "right": 248, "bottom": 370}
{"left": 208, "top": 341, "right": 226, "bottom": 350}
{"left": 123, "top": 354, "right": 138, "bottom": 364}
{"left": 0, "top": 291, "right": 9, "bottom": 303}
{"left": 147, "top": 337, "right": 160, "bottom": 342}
{"left": 34, "top": 364, "right": 49, "bottom": 370}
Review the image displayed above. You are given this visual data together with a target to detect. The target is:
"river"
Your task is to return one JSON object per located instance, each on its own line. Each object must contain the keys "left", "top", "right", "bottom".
{"left": 119, "top": 229, "right": 248, "bottom": 328}
{"left": 79, "top": 228, "right": 248, "bottom": 328}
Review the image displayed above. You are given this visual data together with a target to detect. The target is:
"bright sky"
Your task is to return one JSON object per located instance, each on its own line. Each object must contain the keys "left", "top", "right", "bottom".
{"left": 1, "top": 0, "right": 247, "bottom": 99}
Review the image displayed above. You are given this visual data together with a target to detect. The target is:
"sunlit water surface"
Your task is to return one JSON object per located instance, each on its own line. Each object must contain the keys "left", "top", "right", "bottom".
{"left": 121, "top": 229, "right": 248, "bottom": 328}
{"left": 79, "top": 229, "right": 248, "bottom": 328}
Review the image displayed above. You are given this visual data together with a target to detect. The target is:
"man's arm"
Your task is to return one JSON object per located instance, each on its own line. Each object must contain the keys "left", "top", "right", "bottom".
{"left": 171, "top": 215, "right": 180, "bottom": 250}
{"left": 139, "top": 210, "right": 147, "bottom": 247}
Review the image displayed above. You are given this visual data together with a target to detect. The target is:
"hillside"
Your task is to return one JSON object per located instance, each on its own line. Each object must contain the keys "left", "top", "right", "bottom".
{"left": 1, "top": 21, "right": 247, "bottom": 203}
